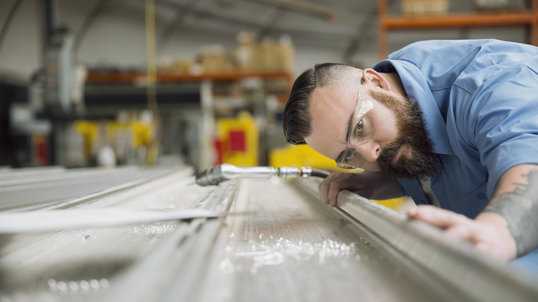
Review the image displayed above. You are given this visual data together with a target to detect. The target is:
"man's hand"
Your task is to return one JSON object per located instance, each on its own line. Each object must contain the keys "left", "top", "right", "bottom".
{"left": 407, "top": 205, "right": 516, "bottom": 262}
{"left": 318, "top": 173, "right": 372, "bottom": 207}
{"left": 318, "top": 171, "right": 403, "bottom": 207}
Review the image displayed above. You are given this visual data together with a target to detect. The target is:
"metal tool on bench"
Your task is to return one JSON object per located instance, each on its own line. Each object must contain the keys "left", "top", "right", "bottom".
{"left": 195, "top": 163, "right": 330, "bottom": 186}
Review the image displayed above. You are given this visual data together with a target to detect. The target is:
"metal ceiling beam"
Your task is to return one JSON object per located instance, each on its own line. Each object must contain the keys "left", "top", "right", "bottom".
{"left": 156, "top": 0, "right": 263, "bottom": 32}
{"left": 0, "top": 0, "right": 24, "bottom": 58}
{"left": 247, "top": 0, "right": 336, "bottom": 21}
{"left": 156, "top": 0, "right": 344, "bottom": 43}
{"left": 158, "top": 0, "right": 202, "bottom": 48}
{"left": 74, "top": 0, "right": 117, "bottom": 51}
{"left": 256, "top": 7, "right": 287, "bottom": 40}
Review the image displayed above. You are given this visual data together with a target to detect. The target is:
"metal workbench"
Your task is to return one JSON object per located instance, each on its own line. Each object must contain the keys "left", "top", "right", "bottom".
{"left": 0, "top": 166, "right": 537, "bottom": 301}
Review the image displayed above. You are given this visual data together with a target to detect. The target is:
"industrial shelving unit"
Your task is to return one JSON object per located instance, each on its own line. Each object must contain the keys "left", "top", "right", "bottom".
{"left": 86, "top": 70, "right": 293, "bottom": 83}
{"left": 377, "top": 0, "right": 538, "bottom": 60}
{"left": 85, "top": 70, "right": 293, "bottom": 105}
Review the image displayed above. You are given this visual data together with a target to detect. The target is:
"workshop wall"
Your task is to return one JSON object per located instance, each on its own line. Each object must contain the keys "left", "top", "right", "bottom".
{"left": 0, "top": 0, "right": 532, "bottom": 80}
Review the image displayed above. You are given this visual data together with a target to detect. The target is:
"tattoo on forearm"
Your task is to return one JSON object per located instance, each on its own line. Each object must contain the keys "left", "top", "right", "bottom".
{"left": 484, "top": 169, "right": 538, "bottom": 256}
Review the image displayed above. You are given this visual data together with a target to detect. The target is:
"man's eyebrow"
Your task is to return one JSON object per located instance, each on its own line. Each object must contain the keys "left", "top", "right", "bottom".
{"left": 344, "top": 111, "right": 354, "bottom": 142}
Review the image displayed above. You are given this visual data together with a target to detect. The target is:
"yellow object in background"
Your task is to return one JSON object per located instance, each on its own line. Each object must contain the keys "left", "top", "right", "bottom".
{"left": 216, "top": 111, "right": 258, "bottom": 167}
{"left": 269, "top": 144, "right": 346, "bottom": 172}
{"left": 130, "top": 121, "right": 153, "bottom": 149}
{"left": 72, "top": 120, "right": 155, "bottom": 165}
{"left": 74, "top": 121, "right": 99, "bottom": 158}
{"left": 269, "top": 144, "right": 408, "bottom": 212}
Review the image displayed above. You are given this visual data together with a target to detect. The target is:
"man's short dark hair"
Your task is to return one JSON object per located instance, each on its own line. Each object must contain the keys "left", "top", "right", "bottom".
{"left": 283, "top": 63, "right": 359, "bottom": 145}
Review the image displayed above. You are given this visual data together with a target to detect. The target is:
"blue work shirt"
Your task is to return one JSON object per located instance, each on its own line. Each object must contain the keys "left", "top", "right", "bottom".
{"left": 373, "top": 39, "right": 538, "bottom": 219}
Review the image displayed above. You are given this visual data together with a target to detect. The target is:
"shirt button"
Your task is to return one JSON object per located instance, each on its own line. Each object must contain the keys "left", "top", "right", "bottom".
{"left": 477, "top": 193, "right": 487, "bottom": 200}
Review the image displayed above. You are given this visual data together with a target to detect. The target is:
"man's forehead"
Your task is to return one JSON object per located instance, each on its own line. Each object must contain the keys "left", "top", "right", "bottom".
{"left": 307, "top": 86, "right": 356, "bottom": 150}
{"left": 311, "top": 85, "right": 356, "bottom": 109}
{"left": 310, "top": 88, "right": 346, "bottom": 125}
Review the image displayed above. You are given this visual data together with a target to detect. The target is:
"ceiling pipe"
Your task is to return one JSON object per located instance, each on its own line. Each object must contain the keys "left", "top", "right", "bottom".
{"left": 0, "top": 0, "right": 24, "bottom": 57}
{"left": 248, "top": 0, "right": 337, "bottom": 21}
{"left": 158, "top": 0, "right": 202, "bottom": 48}
{"left": 74, "top": 0, "right": 115, "bottom": 51}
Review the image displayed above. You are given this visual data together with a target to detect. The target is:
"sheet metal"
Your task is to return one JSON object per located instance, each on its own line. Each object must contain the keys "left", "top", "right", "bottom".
{"left": 0, "top": 166, "right": 185, "bottom": 211}
{"left": 0, "top": 168, "right": 536, "bottom": 302}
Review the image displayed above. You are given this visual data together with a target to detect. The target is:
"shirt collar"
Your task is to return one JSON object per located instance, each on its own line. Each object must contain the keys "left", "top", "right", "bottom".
{"left": 373, "top": 60, "right": 454, "bottom": 155}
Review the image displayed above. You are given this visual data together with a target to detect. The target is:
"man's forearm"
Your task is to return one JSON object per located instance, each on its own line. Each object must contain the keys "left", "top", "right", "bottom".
{"left": 484, "top": 164, "right": 538, "bottom": 257}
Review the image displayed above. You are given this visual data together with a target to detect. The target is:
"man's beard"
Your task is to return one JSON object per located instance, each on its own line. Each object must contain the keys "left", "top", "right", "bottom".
{"left": 369, "top": 90, "right": 440, "bottom": 180}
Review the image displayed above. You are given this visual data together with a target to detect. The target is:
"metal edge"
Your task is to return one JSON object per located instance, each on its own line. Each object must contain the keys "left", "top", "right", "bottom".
{"left": 293, "top": 177, "right": 538, "bottom": 302}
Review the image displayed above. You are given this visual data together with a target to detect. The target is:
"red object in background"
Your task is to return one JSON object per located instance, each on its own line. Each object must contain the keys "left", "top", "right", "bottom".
{"left": 34, "top": 135, "right": 49, "bottom": 166}
{"left": 214, "top": 138, "right": 223, "bottom": 165}
{"left": 229, "top": 130, "right": 245, "bottom": 152}
{"left": 214, "top": 130, "right": 246, "bottom": 165}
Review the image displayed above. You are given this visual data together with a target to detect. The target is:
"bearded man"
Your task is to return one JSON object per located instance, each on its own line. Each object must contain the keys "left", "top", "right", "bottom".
{"left": 282, "top": 39, "right": 538, "bottom": 275}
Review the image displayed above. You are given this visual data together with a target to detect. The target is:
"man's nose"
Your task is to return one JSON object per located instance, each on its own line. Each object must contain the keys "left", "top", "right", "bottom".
{"left": 355, "top": 141, "right": 380, "bottom": 162}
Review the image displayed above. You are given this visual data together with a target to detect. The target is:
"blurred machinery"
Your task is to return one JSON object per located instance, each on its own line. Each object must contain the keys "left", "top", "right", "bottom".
{"left": 82, "top": 80, "right": 214, "bottom": 170}
{"left": 44, "top": 27, "right": 84, "bottom": 117}
{"left": 6, "top": 0, "right": 85, "bottom": 168}
{"left": 2, "top": 16, "right": 294, "bottom": 171}
{"left": 3, "top": 25, "right": 82, "bottom": 168}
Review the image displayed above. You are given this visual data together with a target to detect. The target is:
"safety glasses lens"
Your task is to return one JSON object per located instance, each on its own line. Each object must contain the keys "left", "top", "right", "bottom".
{"left": 336, "top": 149, "right": 356, "bottom": 169}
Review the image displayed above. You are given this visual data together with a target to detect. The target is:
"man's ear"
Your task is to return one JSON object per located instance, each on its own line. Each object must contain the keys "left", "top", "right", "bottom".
{"left": 363, "top": 68, "right": 391, "bottom": 92}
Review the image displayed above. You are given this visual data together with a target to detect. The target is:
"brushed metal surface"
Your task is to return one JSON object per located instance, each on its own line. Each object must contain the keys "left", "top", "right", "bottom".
{"left": 1, "top": 170, "right": 536, "bottom": 302}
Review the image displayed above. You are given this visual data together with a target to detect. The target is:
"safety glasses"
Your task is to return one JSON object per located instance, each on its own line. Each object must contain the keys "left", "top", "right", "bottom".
{"left": 336, "top": 81, "right": 373, "bottom": 169}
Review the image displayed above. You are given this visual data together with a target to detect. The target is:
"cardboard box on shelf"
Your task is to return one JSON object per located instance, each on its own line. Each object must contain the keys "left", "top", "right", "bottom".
{"left": 235, "top": 44, "right": 260, "bottom": 71}
{"left": 259, "top": 36, "right": 294, "bottom": 72}
{"left": 163, "top": 59, "right": 194, "bottom": 73}
{"left": 196, "top": 31, "right": 295, "bottom": 74}
{"left": 234, "top": 31, "right": 260, "bottom": 71}
{"left": 198, "top": 44, "right": 236, "bottom": 73}
{"left": 401, "top": 0, "right": 448, "bottom": 15}
{"left": 473, "top": 0, "right": 525, "bottom": 12}
{"left": 199, "top": 53, "right": 235, "bottom": 73}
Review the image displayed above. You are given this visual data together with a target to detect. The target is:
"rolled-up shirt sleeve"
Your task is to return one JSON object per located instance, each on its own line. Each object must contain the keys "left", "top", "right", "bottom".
{"left": 467, "top": 66, "right": 538, "bottom": 197}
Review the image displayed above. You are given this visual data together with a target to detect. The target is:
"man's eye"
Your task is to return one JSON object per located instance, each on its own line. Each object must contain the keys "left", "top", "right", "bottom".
{"left": 354, "top": 120, "right": 363, "bottom": 136}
